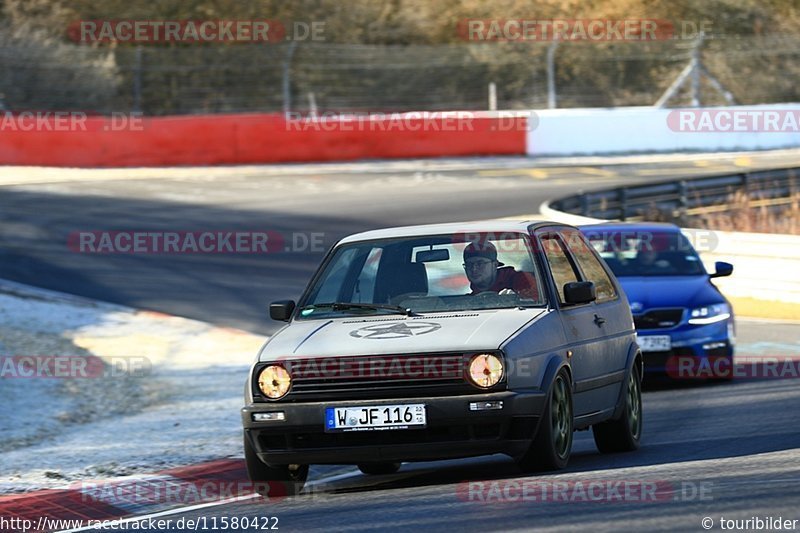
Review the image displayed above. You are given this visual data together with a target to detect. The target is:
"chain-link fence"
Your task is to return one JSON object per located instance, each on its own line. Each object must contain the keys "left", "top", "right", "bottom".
{"left": 1, "top": 32, "right": 799, "bottom": 115}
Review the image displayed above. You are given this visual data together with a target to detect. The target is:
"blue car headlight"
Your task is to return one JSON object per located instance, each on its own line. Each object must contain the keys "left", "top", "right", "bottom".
{"left": 688, "top": 303, "right": 731, "bottom": 325}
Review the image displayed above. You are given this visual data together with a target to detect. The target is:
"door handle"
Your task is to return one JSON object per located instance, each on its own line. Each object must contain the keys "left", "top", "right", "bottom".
{"left": 593, "top": 314, "right": 606, "bottom": 326}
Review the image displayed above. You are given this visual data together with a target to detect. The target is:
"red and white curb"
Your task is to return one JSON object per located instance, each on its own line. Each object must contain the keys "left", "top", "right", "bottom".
{"left": 0, "top": 459, "right": 252, "bottom": 532}
{"left": 0, "top": 461, "right": 367, "bottom": 533}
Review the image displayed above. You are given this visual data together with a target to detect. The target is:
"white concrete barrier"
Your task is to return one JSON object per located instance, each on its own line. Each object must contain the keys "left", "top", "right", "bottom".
{"left": 699, "top": 230, "right": 800, "bottom": 304}
{"left": 540, "top": 201, "right": 800, "bottom": 304}
{"left": 527, "top": 104, "right": 800, "bottom": 156}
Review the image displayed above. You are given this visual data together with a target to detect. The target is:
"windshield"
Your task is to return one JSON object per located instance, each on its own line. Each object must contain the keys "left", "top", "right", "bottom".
{"left": 584, "top": 230, "right": 706, "bottom": 277}
{"left": 298, "top": 232, "right": 546, "bottom": 318}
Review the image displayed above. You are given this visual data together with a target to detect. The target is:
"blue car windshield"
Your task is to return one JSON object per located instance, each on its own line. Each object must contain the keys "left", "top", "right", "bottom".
{"left": 584, "top": 230, "right": 706, "bottom": 277}
{"left": 297, "top": 233, "right": 547, "bottom": 318}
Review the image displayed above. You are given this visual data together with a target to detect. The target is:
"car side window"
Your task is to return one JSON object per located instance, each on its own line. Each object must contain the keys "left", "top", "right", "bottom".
{"left": 540, "top": 235, "right": 580, "bottom": 305}
{"left": 560, "top": 230, "right": 618, "bottom": 302}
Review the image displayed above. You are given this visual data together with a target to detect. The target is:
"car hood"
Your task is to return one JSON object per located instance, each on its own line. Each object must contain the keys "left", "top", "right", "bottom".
{"left": 619, "top": 275, "right": 724, "bottom": 311}
{"left": 259, "top": 308, "right": 547, "bottom": 360}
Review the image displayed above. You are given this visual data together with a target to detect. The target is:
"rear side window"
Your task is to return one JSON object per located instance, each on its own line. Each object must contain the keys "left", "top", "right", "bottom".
{"left": 540, "top": 235, "right": 580, "bottom": 305}
{"left": 561, "top": 230, "right": 618, "bottom": 302}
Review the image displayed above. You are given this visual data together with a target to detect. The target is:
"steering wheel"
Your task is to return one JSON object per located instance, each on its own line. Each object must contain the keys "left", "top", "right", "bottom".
{"left": 475, "top": 289, "right": 516, "bottom": 297}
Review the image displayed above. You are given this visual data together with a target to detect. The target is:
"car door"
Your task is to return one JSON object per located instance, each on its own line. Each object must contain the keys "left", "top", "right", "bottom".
{"left": 536, "top": 228, "right": 627, "bottom": 421}
{"left": 558, "top": 228, "right": 629, "bottom": 418}
{"left": 536, "top": 230, "right": 603, "bottom": 418}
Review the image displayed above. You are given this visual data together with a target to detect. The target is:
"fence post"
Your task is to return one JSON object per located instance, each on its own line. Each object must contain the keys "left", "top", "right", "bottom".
{"left": 546, "top": 40, "right": 559, "bottom": 109}
{"left": 654, "top": 32, "right": 710, "bottom": 107}
{"left": 307, "top": 92, "right": 318, "bottom": 118}
{"left": 282, "top": 41, "right": 299, "bottom": 119}
{"left": 488, "top": 82, "right": 497, "bottom": 111}
{"left": 132, "top": 46, "right": 143, "bottom": 114}
{"left": 690, "top": 32, "right": 704, "bottom": 106}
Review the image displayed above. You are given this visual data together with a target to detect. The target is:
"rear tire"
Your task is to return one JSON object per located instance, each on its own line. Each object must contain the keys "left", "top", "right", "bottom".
{"left": 516, "top": 370, "right": 573, "bottom": 472}
{"left": 244, "top": 433, "right": 308, "bottom": 496}
{"left": 357, "top": 462, "right": 401, "bottom": 475}
{"left": 593, "top": 365, "right": 642, "bottom": 453}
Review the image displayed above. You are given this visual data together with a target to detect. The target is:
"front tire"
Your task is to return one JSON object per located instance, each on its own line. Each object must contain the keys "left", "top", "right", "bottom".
{"left": 244, "top": 433, "right": 308, "bottom": 496}
{"left": 516, "top": 370, "right": 573, "bottom": 472}
{"left": 593, "top": 365, "right": 643, "bottom": 453}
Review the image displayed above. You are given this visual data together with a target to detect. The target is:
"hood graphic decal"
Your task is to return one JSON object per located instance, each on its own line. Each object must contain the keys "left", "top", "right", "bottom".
{"left": 350, "top": 321, "right": 442, "bottom": 340}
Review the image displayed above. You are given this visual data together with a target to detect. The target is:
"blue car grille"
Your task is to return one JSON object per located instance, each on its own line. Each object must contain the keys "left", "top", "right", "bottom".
{"left": 633, "top": 308, "right": 684, "bottom": 330}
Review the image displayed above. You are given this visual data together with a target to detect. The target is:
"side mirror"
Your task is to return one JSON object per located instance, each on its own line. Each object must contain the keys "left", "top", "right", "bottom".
{"left": 563, "top": 281, "right": 596, "bottom": 305}
{"left": 269, "top": 300, "right": 296, "bottom": 322}
{"left": 710, "top": 261, "right": 733, "bottom": 279}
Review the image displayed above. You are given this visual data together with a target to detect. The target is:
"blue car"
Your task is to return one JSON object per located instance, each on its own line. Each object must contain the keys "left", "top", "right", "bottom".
{"left": 580, "top": 223, "right": 734, "bottom": 379}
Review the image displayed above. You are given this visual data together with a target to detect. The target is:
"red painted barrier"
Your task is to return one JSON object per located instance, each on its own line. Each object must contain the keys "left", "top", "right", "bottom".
{"left": 0, "top": 112, "right": 527, "bottom": 167}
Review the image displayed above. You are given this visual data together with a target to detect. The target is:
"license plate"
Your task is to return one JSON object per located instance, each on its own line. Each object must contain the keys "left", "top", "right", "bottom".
{"left": 325, "top": 404, "right": 426, "bottom": 432}
{"left": 637, "top": 334, "right": 672, "bottom": 352}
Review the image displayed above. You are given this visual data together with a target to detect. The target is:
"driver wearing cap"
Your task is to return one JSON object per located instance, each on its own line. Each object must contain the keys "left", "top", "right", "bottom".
{"left": 463, "top": 241, "right": 539, "bottom": 300}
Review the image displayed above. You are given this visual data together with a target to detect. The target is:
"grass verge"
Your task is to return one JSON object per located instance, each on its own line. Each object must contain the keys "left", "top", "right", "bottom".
{"left": 729, "top": 296, "right": 800, "bottom": 321}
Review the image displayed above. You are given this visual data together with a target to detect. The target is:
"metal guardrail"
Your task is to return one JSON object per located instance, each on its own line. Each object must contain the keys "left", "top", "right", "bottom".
{"left": 550, "top": 167, "right": 800, "bottom": 221}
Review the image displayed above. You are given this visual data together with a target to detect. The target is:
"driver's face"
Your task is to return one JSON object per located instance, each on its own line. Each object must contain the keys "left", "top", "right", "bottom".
{"left": 639, "top": 250, "right": 658, "bottom": 264}
{"left": 464, "top": 257, "right": 497, "bottom": 289}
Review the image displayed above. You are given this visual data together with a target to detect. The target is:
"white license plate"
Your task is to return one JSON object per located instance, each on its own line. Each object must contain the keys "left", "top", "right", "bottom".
{"left": 325, "top": 404, "right": 426, "bottom": 432}
{"left": 637, "top": 334, "right": 672, "bottom": 352}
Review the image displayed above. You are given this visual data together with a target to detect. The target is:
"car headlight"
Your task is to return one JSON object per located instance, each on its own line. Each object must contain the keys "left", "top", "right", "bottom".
{"left": 688, "top": 303, "right": 731, "bottom": 325}
{"left": 257, "top": 365, "right": 292, "bottom": 399}
{"left": 467, "top": 353, "right": 504, "bottom": 388}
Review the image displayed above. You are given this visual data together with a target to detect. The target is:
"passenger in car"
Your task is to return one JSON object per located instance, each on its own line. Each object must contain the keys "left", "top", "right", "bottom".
{"left": 463, "top": 241, "right": 539, "bottom": 300}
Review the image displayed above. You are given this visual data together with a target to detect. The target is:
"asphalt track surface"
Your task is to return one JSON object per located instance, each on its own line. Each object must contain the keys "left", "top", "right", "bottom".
{"left": 1, "top": 151, "right": 799, "bottom": 532}
{"left": 1, "top": 150, "right": 799, "bottom": 335}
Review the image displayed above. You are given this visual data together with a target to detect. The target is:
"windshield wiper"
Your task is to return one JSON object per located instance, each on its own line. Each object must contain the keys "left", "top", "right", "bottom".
{"left": 303, "top": 302, "right": 416, "bottom": 316}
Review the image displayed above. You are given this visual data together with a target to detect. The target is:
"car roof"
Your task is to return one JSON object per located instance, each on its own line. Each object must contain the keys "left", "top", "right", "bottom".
{"left": 579, "top": 222, "right": 682, "bottom": 234}
{"left": 339, "top": 218, "right": 566, "bottom": 244}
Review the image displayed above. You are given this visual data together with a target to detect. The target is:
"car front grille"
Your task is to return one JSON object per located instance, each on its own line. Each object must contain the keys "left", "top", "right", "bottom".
{"left": 255, "top": 352, "right": 503, "bottom": 401}
{"left": 633, "top": 308, "right": 684, "bottom": 330}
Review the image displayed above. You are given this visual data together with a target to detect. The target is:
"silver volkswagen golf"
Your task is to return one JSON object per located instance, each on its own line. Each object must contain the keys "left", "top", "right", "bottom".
{"left": 242, "top": 220, "right": 642, "bottom": 492}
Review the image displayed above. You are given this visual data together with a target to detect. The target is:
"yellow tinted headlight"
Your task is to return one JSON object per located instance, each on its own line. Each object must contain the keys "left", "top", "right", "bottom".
{"left": 468, "top": 354, "right": 504, "bottom": 388}
{"left": 257, "top": 365, "right": 292, "bottom": 399}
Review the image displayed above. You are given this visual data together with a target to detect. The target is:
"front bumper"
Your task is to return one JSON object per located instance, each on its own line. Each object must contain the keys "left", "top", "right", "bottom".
{"left": 638, "top": 318, "right": 734, "bottom": 374}
{"left": 242, "top": 390, "right": 545, "bottom": 465}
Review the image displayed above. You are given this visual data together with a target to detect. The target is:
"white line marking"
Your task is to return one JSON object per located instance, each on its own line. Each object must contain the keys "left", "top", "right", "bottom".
{"left": 304, "top": 469, "right": 363, "bottom": 488}
{"left": 737, "top": 316, "right": 800, "bottom": 325}
{"left": 54, "top": 469, "right": 362, "bottom": 533}
{"left": 55, "top": 494, "right": 260, "bottom": 533}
